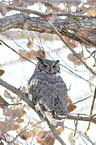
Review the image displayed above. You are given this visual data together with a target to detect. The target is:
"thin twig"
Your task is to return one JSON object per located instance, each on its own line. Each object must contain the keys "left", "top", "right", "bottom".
{"left": 6, "top": 5, "right": 45, "bottom": 17}
{"left": 6, "top": 5, "right": 96, "bottom": 19}
{"left": 44, "top": 117, "right": 66, "bottom": 145}
{"left": 42, "top": 17, "right": 96, "bottom": 75}
{"left": 85, "top": 88, "right": 96, "bottom": 133}
{"left": 8, "top": 125, "right": 28, "bottom": 143}
{"left": 1, "top": 38, "right": 94, "bottom": 87}
{"left": 64, "top": 126, "right": 95, "bottom": 145}
{"left": 0, "top": 78, "right": 96, "bottom": 125}
{"left": 0, "top": 39, "right": 36, "bottom": 65}
{"left": 60, "top": 64, "right": 95, "bottom": 87}
{"left": 0, "top": 60, "right": 20, "bottom": 67}
{"left": 79, "top": 5, "right": 96, "bottom": 14}
{"left": 0, "top": 103, "right": 22, "bottom": 106}
{"left": 73, "top": 95, "right": 92, "bottom": 104}
{"left": 0, "top": 78, "right": 66, "bottom": 145}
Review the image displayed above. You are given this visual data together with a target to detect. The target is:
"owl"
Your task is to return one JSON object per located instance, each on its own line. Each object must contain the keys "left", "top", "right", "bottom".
{"left": 28, "top": 57, "right": 68, "bottom": 120}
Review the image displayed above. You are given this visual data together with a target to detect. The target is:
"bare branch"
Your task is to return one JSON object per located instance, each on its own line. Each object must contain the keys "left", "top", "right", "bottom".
{"left": 0, "top": 78, "right": 66, "bottom": 145}
{"left": 0, "top": 39, "right": 95, "bottom": 87}
{"left": 6, "top": 5, "right": 96, "bottom": 19}
{"left": 0, "top": 78, "right": 96, "bottom": 125}
{"left": 0, "top": 39, "right": 36, "bottom": 65}
{"left": 0, "top": 103, "right": 22, "bottom": 106}
{"left": 0, "top": 14, "right": 96, "bottom": 46}
{"left": 42, "top": 17, "right": 96, "bottom": 75}
{"left": 66, "top": 114, "right": 96, "bottom": 124}
{"left": 85, "top": 88, "right": 96, "bottom": 133}
{"left": 73, "top": 95, "right": 92, "bottom": 104}
{"left": 64, "top": 126, "right": 95, "bottom": 145}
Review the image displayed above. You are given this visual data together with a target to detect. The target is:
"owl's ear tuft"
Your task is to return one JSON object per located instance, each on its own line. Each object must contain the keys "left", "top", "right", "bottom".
{"left": 56, "top": 60, "right": 60, "bottom": 63}
{"left": 36, "top": 57, "right": 43, "bottom": 63}
{"left": 55, "top": 60, "right": 60, "bottom": 64}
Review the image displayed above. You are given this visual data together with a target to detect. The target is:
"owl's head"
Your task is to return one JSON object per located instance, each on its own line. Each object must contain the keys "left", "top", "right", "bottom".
{"left": 36, "top": 57, "right": 60, "bottom": 75}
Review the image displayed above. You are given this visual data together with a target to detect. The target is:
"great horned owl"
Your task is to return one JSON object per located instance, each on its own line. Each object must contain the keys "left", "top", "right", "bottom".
{"left": 28, "top": 57, "right": 68, "bottom": 119}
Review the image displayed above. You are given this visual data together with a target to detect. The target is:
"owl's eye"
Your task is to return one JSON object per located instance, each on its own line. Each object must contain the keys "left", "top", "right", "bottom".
{"left": 41, "top": 64, "right": 47, "bottom": 68}
{"left": 53, "top": 65, "right": 57, "bottom": 68}
{"left": 52, "top": 60, "right": 59, "bottom": 68}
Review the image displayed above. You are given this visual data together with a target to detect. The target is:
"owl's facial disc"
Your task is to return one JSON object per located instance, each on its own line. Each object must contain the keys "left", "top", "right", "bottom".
{"left": 37, "top": 57, "right": 60, "bottom": 74}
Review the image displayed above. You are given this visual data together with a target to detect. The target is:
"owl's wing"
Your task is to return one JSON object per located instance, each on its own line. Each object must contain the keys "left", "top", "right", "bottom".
{"left": 53, "top": 81, "right": 68, "bottom": 117}
{"left": 28, "top": 77, "right": 55, "bottom": 111}
{"left": 28, "top": 76, "right": 68, "bottom": 118}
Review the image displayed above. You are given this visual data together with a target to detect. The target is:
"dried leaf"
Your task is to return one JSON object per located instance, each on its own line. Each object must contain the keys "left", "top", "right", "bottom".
{"left": 56, "top": 128, "right": 64, "bottom": 135}
{"left": 20, "top": 130, "right": 34, "bottom": 140}
{"left": 36, "top": 131, "right": 54, "bottom": 145}
{"left": 19, "top": 49, "right": 46, "bottom": 61}
{"left": 68, "top": 96, "right": 76, "bottom": 113}
{"left": 64, "top": 36, "right": 77, "bottom": 48}
{"left": 40, "top": 134, "right": 54, "bottom": 145}
{"left": 0, "top": 2, "right": 7, "bottom": 16}
{"left": 36, "top": 129, "right": 46, "bottom": 139}
{"left": 68, "top": 96, "right": 72, "bottom": 104}
{"left": 3, "top": 108, "right": 26, "bottom": 118}
{"left": 36, "top": 128, "right": 64, "bottom": 145}
{"left": 0, "top": 96, "right": 8, "bottom": 108}
{"left": 27, "top": 49, "right": 46, "bottom": 60}
{"left": 68, "top": 103, "right": 76, "bottom": 113}
{"left": 36, "top": 129, "right": 48, "bottom": 143}
{"left": 16, "top": 118, "right": 24, "bottom": 123}
{"left": 9, "top": 124, "right": 19, "bottom": 130}
{"left": 5, "top": 118, "right": 15, "bottom": 124}
{"left": 0, "top": 121, "right": 19, "bottom": 133}
{"left": 67, "top": 52, "right": 84, "bottom": 65}
{"left": 4, "top": 90, "right": 12, "bottom": 99}
{"left": 0, "top": 69, "right": 4, "bottom": 77}
{"left": 12, "top": 105, "right": 17, "bottom": 109}
{"left": 87, "top": 8, "right": 96, "bottom": 15}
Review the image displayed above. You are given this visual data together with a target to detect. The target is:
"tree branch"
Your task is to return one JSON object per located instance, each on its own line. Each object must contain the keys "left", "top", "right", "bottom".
{"left": 85, "top": 88, "right": 96, "bottom": 133}
{"left": 66, "top": 114, "right": 96, "bottom": 124}
{"left": 6, "top": 5, "right": 96, "bottom": 19}
{"left": 0, "top": 14, "right": 96, "bottom": 46}
{"left": 0, "top": 78, "right": 96, "bottom": 125}
{"left": 0, "top": 78, "right": 66, "bottom": 145}
{"left": 42, "top": 17, "right": 96, "bottom": 75}
{"left": 0, "top": 78, "right": 96, "bottom": 144}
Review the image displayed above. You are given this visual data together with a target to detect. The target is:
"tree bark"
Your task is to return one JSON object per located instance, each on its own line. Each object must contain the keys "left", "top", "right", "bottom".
{"left": 0, "top": 14, "right": 96, "bottom": 46}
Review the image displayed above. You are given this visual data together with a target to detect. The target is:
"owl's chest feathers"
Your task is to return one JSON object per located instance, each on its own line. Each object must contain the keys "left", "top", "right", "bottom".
{"left": 32, "top": 72, "right": 61, "bottom": 84}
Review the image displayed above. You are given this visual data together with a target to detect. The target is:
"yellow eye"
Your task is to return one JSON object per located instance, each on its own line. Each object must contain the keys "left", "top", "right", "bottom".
{"left": 53, "top": 65, "right": 57, "bottom": 68}
{"left": 42, "top": 65, "right": 47, "bottom": 68}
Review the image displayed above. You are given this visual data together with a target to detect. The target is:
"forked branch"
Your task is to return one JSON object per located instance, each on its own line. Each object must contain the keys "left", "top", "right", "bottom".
{"left": 0, "top": 78, "right": 66, "bottom": 145}
{"left": 0, "top": 78, "right": 96, "bottom": 144}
